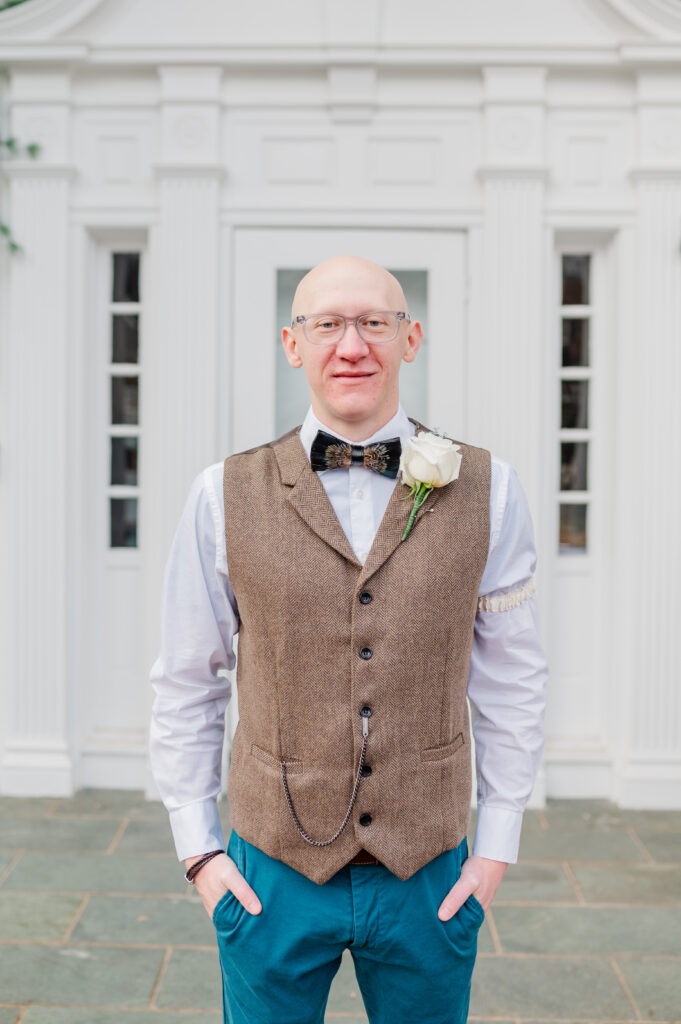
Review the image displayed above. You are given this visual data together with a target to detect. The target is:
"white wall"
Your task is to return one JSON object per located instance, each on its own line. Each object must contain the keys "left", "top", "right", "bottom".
{"left": 0, "top": 0, "right": 679, "bottom": 807}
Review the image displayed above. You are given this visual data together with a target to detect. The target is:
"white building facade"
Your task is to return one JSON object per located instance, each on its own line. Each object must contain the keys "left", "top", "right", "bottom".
{"left": 1, "top": 0, "right": 680, "bottom": 810}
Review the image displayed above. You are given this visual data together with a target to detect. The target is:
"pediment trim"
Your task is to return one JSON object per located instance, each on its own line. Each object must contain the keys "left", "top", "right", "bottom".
{"left": 0, "top": 0, "right": 106, "bottom": 39}
{"left": 604, "top": 0, "right": 681, "bottom": 37}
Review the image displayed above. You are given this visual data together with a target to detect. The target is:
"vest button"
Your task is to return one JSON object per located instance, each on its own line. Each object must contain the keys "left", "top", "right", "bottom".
{"left": 360, "top": 764, "right": 372, "bottom": 777}
{"left": 359, "top": 813, "right": 372, "bottom": 826}
{"left": 359, "top": 591, "right": 372, "bottom": 604}
{"left": 359, "top": 647, "right": 373, "bottom": 660}
{"left": 359, "top": 705, "right": 372, "bottom": 717}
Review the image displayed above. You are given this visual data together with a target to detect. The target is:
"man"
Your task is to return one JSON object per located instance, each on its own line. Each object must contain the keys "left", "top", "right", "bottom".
{"left": 149, "top": 255, "right": 548, "bottom": 1024}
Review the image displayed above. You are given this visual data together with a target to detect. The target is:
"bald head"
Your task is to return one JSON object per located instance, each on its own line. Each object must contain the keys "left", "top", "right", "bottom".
{"left": 281, "top": 253, "right": 423, "bottom": 440}
{"left": 292, "top": 256, "right": 407, "bottom": 319}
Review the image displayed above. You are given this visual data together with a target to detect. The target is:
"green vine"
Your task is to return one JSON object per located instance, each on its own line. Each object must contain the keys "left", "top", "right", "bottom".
{"left": 1, "top": 0, "right": 41, "bottom": 253}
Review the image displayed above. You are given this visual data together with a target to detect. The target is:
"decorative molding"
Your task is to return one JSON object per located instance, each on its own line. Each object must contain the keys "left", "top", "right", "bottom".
{"left": 619, "top": 42, "right": 681, "bottom": 61}
{"left": 0, "top": 44, "right": 640, "bottom": 71}
{"left": 482, "top": 66, "right": 548, "bottom": 103}
{"left": 605, "top": 0, "right": 681, "bottom": 37}
{"left": 0, "top": 161, "right": 77, "bottom": 180}
{"left": 152, "top": 162, "right": 227, "bottom": 180}
{"left": 476, "top": 165, "right": 551, "bottom": 182}
{"left": 0, "top": 0, "right": 105, "bottom": 39}
{"left": 263, "top": 137, "right": 334, "bottom": 185}
{"left": 1, "top": 743, "right": 73, "bottom": 797}
{"left": 327, "top": 65, "right": 377, "bottom": 123}
{"left": 629, "top": 164, "right": 681, "bottom": 179}
{"left": 366, "top": 137, "right": 441, "bottom": 185}
{"left": 615, "top": 761, "right": 681, "bottom": 808}
{"left": 0, "top": 43, "right": 86, "bottom": 61}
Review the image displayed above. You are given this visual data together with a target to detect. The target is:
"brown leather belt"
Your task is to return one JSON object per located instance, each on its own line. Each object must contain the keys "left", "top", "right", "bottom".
{"left": 348, "top": 849, "right": 381, "bottom": 865}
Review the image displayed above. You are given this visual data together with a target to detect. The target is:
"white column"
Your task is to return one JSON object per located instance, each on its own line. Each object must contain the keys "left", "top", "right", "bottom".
{"left": 470, "top": 68, "right": 550, "bottom": 516}
{"left": 143, "top": 67, "right": 227, "bottom": 797}
{"left": 469, "top": 68, "right": 550, "bottom": 806}
{"left": 614, "top": 70, "right": 681, "bottom": 807}
{"left": 0, "top": 69, "right": 76, "bottom": 794}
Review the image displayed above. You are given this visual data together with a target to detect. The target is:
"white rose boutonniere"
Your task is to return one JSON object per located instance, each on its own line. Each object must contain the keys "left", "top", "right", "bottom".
{"left": 400, "top": 431, "right": 462, "bottom": 541}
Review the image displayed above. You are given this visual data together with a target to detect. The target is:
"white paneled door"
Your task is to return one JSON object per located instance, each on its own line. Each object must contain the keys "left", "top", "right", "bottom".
{"left": 229, "top": 229, "right": 467, "bottom": 453}
{"left": 221, "top": 227, "right": 468, "bottom": 765}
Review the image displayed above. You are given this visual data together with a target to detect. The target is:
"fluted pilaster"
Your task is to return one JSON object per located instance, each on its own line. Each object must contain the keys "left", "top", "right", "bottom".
{"left": 1, "top": 159, "right": 76, "bottom": 793}
{"left": 615, "top": 71, "right": 681, "bottom": 805}
{"left": 142, "top": 71, "right": 227, "bottom": 797}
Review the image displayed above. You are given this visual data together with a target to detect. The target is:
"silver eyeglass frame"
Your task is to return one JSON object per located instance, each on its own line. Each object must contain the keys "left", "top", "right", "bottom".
{"left": 290, "top": 310, "right": 411, "bottom": 345}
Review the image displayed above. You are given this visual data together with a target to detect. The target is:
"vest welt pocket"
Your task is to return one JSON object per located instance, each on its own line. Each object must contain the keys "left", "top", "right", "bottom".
{"left": 250, "top": 741, "right": 304, "bottom": 774}
{"left": 419, "top": 733, "right": 464, "bottom": 762}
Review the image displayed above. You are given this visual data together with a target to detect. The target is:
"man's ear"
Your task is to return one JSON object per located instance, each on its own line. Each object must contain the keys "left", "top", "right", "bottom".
{"left": 282, "top": 326, "right": 304, "bottom": 369}
{"left": 402, "top": 320, "right": 423, "bottom": 364}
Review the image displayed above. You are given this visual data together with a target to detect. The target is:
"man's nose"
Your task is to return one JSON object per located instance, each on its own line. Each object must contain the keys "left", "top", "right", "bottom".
{"left": 334, "top": 322, "right": 370, "bottom": 359}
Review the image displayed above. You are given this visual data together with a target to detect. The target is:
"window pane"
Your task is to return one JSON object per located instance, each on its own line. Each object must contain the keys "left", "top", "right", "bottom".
{"left": 110, "top": 498, "right": 138, "bottom": 547}
{"left": 112, "top": 314, "right": 139, "bottom": 363}
{"left": 111, "top": 376, "right": 139, "bottom": 425}
{"left": 562, "top": 254, "right": 590, "bottom": 305}
{"left": 562, "top": 318, "right": 589, "bottom": 366}
{"left": 559, "top": 503, "right": 587, "bottom": 552}
{"left": 111, "top": 437, "right": 138, "bottom": 486}
{"left": 561, "top": 442, "right": 588, "bottom": 491}
{"left": 561, "top": 380, "right": 589, "bottom": 430}
{"left": 112, "top": 253, "right": 140, "bottom": 303}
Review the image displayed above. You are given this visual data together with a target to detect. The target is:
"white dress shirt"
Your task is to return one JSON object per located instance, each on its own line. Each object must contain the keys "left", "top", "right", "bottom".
{"left": 149, "top": 404, "right": 548, "bottom": 866}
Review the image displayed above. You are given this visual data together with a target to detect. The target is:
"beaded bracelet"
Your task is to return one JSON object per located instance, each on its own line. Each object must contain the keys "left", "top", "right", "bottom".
{"left": 184, "top": 848, "right": 224, "bottom": 884}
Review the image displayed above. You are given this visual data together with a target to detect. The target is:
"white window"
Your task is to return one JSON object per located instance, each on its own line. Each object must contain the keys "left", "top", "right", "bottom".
{"left": 558, "top": 253, "right": 591, "bottom": 554}
{"left": 107, "top": 252, "right": 141, "bottom": 548}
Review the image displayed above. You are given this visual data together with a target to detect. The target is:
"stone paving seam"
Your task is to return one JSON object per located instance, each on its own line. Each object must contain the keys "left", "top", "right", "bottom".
{"left": 626, "top": 828, "right": 656, "bottom": 863}
{"left": 609, "top": 957, "right": 644, "bottom": 1021}
{"left": 105, "top": 817, "right": 132, "bottom": 854}
{"left": 475, "top": 952, "right": 681, "bottom": 961}
{"left": 469, "top": 1019, "right": 674, "bottom": 1024}
{"left": 484, "top": 908, "right": 504, "bottom": 954}
{"left": 9, "top": 1007, "right": 229, "bottom": 1016}
{"left": 0, "top": 851, "right": 24, "bottom": 887}
{"left": 0, "top": 890, "right": 203, "bottom": 900}
{"left": 534, "top": 809, "right": 550, "bottom": 829}
{"left": 0, "top": 939, "right": 220, "bottom": 950}
{"left": 493, "top": 900, "right": 681, "bottom": 909}
{"left": 148, "top": 946, "right": 174, "bottom": 1010}
{"left": 61, "top": 893, "right": 90, "bottom": 942}
{"left": 561, "top": 860, "right": 586, "bottom": 903}
{"left": 324, "top": 1015, "right": 368, "bottom": 1020}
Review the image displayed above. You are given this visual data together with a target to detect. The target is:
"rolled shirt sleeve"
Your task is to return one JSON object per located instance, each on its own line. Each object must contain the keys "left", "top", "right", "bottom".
{"left": 148, "top": 463, "right": 239, "bottom": 862}
{"left": 468, "top": 459, "right": 549, "bottom": 864}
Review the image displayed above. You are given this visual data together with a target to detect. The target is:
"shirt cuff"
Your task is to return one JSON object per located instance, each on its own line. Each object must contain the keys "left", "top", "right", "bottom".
{"left": 472, "top": 804, "right": 524, "bottom": 864}
{"left": 168, "top": 797, "right": 227, "bottom": 862}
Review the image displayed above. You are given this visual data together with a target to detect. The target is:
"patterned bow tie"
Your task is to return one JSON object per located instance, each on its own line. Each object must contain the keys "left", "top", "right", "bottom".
{"left": 310, "top": 429, "right": 402, "bottom": 479}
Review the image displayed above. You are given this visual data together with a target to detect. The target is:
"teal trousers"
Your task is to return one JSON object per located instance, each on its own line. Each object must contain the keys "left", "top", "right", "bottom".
{"left": 213, "top": 827, "right": 484, "bottom": 1024}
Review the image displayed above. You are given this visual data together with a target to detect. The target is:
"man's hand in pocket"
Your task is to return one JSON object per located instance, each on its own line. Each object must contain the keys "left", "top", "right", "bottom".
{"left": 185, "top": 853, "right": 262, "bottom": 919}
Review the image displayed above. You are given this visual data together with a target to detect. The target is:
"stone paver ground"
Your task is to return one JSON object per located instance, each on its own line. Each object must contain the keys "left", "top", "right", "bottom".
{"left": 0, "top": 792, "right": 679, "bottom": 1023}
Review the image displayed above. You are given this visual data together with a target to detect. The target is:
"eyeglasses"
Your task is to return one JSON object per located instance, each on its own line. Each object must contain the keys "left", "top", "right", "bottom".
{"left": 291, "top": 311, "right": 410, "bottom": 345}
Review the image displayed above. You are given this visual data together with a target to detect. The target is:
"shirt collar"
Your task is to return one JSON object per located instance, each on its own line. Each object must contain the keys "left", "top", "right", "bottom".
{"left": 299, "top": 404, "right": 415, "bottom": 463}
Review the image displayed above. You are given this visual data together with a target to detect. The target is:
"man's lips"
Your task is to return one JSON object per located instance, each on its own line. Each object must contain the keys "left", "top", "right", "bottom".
{"left": 332, "top": 371, "right": 376, "bottom": 379}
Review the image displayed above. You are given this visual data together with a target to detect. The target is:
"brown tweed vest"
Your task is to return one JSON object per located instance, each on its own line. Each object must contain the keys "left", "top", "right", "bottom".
{"left": 222, "top": 421, "right": 491, "bottom": 885}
